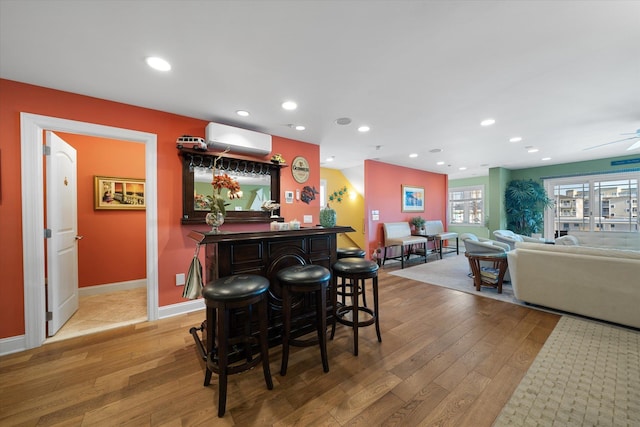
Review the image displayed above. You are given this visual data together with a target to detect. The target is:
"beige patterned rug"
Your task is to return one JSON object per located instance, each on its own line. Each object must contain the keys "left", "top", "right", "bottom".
{"left": 494, "top": 316, "right": 640, "bottom": 426}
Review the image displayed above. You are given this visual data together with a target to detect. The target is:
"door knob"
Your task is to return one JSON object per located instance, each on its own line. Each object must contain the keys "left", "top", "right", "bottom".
{"left": 75, "top": 235, "right": 84, "bottom": 240}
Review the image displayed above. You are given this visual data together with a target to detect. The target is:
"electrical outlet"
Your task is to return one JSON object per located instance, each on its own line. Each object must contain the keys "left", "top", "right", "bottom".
{"left": 303, "top": 215, "right": 312, "bottom": 223}
{"left": 176, "top": 273, "right": 185, "bottom": 286}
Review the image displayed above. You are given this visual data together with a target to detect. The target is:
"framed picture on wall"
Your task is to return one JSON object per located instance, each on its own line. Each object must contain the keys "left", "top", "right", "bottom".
{"left": 401, "top": 185, "right": 424, "bottom": 212}
{"left": 94, "top": 176, "right": 146, "bottom": 210}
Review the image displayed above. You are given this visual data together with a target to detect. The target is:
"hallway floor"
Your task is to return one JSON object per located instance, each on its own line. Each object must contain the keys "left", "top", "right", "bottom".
{"left": 46, "top": 287, "right": 147, "bottom": 343}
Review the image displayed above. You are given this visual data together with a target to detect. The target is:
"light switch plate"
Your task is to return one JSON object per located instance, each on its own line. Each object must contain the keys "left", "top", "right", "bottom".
{"left": 176, "top": 273, "right": 185, "bottom": 286}
{"left": 303, "top": 215, "right": 313, "bottom": 223}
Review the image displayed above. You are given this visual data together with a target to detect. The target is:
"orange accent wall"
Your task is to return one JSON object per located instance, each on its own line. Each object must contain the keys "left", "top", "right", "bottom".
{"left": 364, "top": 160, "right": 448, "bottom": 257}
{"left": 55, "top": 132, "right": 146, "bottom": 287}
{"left": 0, "top": 79, "right": 319, "bottom": 339}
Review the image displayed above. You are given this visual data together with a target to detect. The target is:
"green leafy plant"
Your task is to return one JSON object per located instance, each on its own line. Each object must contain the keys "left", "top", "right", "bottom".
{"left": 505, "top": 179, "right": 552, "bottom": 235}
{"left": 410, "top": 216, "right": 426, "bottom": 229}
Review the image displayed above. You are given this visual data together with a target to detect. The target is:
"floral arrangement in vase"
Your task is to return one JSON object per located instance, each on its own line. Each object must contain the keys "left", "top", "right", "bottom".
{"left": 205, "top": 151, "right": 242, "bottom": 232}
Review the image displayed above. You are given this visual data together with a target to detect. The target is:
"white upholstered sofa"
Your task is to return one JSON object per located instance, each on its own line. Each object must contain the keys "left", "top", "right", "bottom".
{"left": 507, "top": 241, "right": 640, "bottom": 328}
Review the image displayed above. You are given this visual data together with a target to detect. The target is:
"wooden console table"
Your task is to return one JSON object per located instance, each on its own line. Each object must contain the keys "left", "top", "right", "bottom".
{"left": 188, "top": 226, "right": 354, "bottom": 354}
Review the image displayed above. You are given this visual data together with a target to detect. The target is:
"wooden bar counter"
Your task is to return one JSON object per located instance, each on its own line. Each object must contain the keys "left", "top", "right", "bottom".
{"left": 188, "top": 226, "right": 354, "bottom": 349}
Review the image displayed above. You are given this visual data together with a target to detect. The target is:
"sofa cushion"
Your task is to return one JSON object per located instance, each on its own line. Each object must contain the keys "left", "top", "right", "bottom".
{"left": 555, "top": 235, "right": 579, "bottom": 246}
{"left": 514, "top": 241, "right": 640, "bottom": 260}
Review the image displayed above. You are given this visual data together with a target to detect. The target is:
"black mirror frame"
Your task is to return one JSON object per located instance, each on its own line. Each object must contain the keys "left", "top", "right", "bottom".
{"left": 179, "top": 148, "right": 283, "bottom": 224}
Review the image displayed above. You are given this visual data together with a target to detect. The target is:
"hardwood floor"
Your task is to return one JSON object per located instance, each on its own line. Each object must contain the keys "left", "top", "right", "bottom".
{"left": 0, "top": 267, "right": 559, "bottom": 426}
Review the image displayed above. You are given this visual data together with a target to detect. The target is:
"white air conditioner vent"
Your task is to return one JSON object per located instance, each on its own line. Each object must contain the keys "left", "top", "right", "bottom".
{"left": 205, "top": 122, "right": 272, "bottom": 156}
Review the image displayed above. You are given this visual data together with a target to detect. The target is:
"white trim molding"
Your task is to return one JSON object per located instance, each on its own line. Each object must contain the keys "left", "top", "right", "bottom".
{"left": 20, "top": 113, "right": 159, "bottom": 350}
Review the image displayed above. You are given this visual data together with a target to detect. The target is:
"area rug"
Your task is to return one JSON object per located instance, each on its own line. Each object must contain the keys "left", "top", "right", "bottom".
{"left": 494, "top": 316, "right": 640, "bottom": 426}
{"left": 388, "top": 254, "right": 520, "bottom": 305}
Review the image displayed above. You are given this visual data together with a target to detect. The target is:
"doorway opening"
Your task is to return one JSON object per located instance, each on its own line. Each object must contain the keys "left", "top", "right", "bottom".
{"left": 20, "top": 113, "right": 158, "bottom": 350}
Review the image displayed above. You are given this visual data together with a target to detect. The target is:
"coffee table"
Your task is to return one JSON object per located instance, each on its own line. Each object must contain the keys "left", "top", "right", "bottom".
{"left": 465, "top": 252, "right": 508, "bottom": 293}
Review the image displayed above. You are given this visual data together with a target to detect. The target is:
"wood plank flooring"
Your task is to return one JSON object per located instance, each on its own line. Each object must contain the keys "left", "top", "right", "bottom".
{"left": 0, "top": 267, "right": 559, "bottom": 426}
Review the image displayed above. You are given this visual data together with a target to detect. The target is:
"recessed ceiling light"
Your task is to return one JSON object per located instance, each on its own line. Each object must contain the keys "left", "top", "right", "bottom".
{"left": 281, "top": 101, "right": 297, "bottom": 110}
{"left": 429, "top": 148, "right": 443, "bottom": 153}
{"left": 358, "top": 125, "right": 370, "bottom": 132}
{"left": 509, "top": 137, "right": 522, "bottom": 142}
{"left": 542, "top": 157, "right": 552, "bottom": 161}
{"left": 436, "top": 161, "right": 445, "bottom": 165}
{"left": 528, "top": 148, "right": 539, "bottom": 153}
{"left": 295, "top": 125, "right": 305, "bottom": 131}
{"left": 409, "top": 153, "right": 418, "bottom": 158}
{"left": 145, "top": 56, "right": 171, "bottom": 71}
{"left": 335, "top": 117, "right": 352, "bottom": 125}
{"left": 459, "top": 166, "right": 467, "bottom": 170}
{"left": 236, "top": 110, "right": 250, "bottom": 117}
{"left": 480, "top": 118, "right": 496, "bottom": 127}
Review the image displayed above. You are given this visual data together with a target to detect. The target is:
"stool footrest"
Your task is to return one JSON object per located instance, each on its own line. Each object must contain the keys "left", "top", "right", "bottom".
{"left": 335, "top": 306, "right": 376, "bottom": 327}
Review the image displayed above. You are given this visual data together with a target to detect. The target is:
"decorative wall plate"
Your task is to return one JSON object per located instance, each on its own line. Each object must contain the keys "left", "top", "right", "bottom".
{"left": 291, "top": 156, "right": 310, "bottom": 183}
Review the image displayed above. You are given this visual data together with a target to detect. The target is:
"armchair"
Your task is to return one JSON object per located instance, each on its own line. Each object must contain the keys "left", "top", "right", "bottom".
{"left": 492, "top": 230, "right": 544, "bottom": 251}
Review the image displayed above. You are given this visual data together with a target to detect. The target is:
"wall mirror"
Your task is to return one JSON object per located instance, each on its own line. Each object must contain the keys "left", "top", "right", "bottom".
{"left": 180, "top": 149, "right": 282, "bottom": 224}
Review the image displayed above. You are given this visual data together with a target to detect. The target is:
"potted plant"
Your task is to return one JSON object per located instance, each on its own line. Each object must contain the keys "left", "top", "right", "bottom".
{"left": 505, "top": 179, "right": 553, "bottom": 236}
{"left": 410, "top": 216, "right": 426, "bottom": 232}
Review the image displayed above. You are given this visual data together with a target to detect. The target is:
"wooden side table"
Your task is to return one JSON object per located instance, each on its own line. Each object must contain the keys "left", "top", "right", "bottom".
{"left": 465, "top": 252, "right": 508, "bottom": 293}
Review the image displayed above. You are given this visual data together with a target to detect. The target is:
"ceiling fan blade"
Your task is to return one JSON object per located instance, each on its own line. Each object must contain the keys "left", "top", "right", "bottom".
{"left": 627, "top": 140, "right": 640, "bottom": 151}
{"left": 583, "top": 136, "right": 637, "bottom": 151}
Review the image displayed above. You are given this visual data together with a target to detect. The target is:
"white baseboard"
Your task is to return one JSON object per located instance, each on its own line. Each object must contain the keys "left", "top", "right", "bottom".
{"left": 158, "top": 298, "right": 205, "bottom": 319}
{"left": 0, "top": 335, "right": 27, "bottom": 356}
{"left": 79, "top": 279, "right": 147, "bottom": 296}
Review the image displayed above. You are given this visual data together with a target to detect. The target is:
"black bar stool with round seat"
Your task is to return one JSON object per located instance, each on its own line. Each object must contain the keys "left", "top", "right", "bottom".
{"left": 276, "top": 264, "right": 332, "bottom": 375}
{"left": 337, "top": 247, "right": 366, "bottom": 259}
{"left": 330, "top": 257, "right": 381, "bottom": 356}
{"left": 202, "top": 274, "right": 273, "bottom": 418}
{"left": 336, "top": 246, "right": 368, "bottom": 308}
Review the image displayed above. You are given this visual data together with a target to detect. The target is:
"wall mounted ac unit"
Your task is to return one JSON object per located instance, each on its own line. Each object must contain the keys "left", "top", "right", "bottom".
{"left": 205, "top": 122, "right": 272, "bottom": 156}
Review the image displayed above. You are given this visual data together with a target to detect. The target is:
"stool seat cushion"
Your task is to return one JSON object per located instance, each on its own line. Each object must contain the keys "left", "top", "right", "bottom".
{"left": 277, "top": 264, "right": 331, "bottom": 285}
{"left": 337, "top": 247, "right": 366, "bottom": 258}
{"left": 333, "top": 258, "right": 379, "bottom": 274}
{"left": 203, "top": 274, "right": 270, "bottom": 301}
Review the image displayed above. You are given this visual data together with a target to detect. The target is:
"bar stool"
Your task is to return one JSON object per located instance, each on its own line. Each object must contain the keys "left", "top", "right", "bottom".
{"left": 330, "top": 257, "right": 381, "bottom": 356}
{"left": 276, "top": 264, "right": 332, "bottom": 375}
{"left": 202, "top": 274, "right": 273, "bottom": 418}
{"left": 336, "top": 247, "right": 367, "bottom": 308}
{"left": 337, "top": 247, "right": 366, "bottom": 259}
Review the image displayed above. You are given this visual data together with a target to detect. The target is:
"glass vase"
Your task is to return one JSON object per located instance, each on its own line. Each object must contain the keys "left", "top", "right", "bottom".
{"left": 205, "top": 212, "right": 225, "bottom": 233}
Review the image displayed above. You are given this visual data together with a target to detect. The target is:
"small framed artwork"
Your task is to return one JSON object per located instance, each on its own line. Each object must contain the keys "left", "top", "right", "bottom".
{"left": 401, "top": 185, "right": 424, "bottom": 212}
{"left": 94, "top": 176, "right": 146, "bottom": 210}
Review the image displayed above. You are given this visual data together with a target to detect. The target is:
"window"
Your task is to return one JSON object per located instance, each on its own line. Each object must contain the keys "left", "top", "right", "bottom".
{"left": 544, "top": 172, "right": 639, "bottom": 238}
{"left": 449, "top": 185, "right": 484, "bottom": 225}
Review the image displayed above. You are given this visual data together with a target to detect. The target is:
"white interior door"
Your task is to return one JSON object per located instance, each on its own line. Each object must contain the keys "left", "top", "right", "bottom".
{"left": 46, "top": 131, "right": 79, "bottom": 336}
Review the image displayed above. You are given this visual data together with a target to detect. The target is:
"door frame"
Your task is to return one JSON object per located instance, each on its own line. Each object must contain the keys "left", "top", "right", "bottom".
{"left": 20, "top": 112, "right": 158, "bottom": 349}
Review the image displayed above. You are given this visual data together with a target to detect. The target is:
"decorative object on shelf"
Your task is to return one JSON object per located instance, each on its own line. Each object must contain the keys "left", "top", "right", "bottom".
{"left": 261, "top": 200, "right": 281, "bottom": 218}
{"left": 207, "top": 149, "right": 241, "bottom": 232}
{"left": 292, "top": 156, "right": 310, "bottom": 183}
{"left": 401, "top": 185, "right": 425, "bottom": 213}
{"left": 410, "top": 216, "right": 426, "bottom": 232}
{"left": 300, "top": 185, "right": 318, "bottom": 204}
{"left": 319, "top": 204, "right": 337, "bottom": 227}
{"left": 205, "top": 211, "right": 225, "bottom": 233}
{"left": 270, "top": 153, "right": 286, "bottom": 164}
{"left": 328, "top": 186, "right": 348, "bottom": 203}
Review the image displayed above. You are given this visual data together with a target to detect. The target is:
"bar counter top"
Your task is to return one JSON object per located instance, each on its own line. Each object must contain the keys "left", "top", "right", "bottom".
{"left": 188, "top": 225, "right": 355, "bottom": 245}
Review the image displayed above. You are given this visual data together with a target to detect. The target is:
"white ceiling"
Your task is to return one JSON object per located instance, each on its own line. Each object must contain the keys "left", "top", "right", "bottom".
{"left": 1, "top": 0, "right": 639, "bottom": 180}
